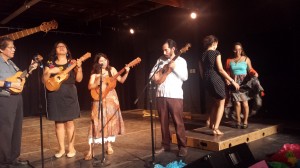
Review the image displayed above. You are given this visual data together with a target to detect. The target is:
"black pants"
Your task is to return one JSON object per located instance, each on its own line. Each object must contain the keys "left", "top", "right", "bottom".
{"left": 156, "top": 97, "right": 186, "bottom": 149}
{"left": 0, "top": 95, "right": 23, "bottom": 166}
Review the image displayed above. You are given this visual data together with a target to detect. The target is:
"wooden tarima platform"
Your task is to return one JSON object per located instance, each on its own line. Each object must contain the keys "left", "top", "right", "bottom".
{"left": 172, "top": 122, "right": 281, "bottom": 151}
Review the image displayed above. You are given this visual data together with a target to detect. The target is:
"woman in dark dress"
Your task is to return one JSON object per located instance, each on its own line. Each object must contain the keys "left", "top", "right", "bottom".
{"left": 199, "top": 35, "right": 239, "bottom": 135}
{"left": 43, "top": 41, "right": 83, "bottom": 158}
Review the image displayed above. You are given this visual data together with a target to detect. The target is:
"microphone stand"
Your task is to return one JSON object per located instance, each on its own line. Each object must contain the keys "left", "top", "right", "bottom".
{"left": 93, "top": 65, "right": 110, "bottom": 167}
{"left": 37, "top": 61, "right": 44, "bottom": 168}
{"left": 134, "top": 62, "right": 162, "bottom": 168}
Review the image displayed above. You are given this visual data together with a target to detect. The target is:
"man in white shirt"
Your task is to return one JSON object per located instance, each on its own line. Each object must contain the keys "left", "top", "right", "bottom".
{"left": 150, "top": 39, "right": 188, "bottom": 157}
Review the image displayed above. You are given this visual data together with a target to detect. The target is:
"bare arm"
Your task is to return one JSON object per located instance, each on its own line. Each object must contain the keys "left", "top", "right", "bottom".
{"left": 42, "top": 66, "right": 61, "bottom": 83}
{"left": 75, "top": 59, "right": 83, "bottom": 82}
{"left": 88, "top": 74, "right": 98, "bottom": 90}
{"left": 246, "top": 57, "right": 259, "bottom": 77}
{"left": 216, "top": 55, "right": 239, "bottom": 89}
{"left": 116, "top": 66, "right": 130, "bottom": 84}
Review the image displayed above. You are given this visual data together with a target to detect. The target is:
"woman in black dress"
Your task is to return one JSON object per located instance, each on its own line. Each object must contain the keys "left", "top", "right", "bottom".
{"left": 199, "top": 35, "right": 239, "bottom": 135}
{"left": 43, "top": 41, "right": 83, "bottom": 158}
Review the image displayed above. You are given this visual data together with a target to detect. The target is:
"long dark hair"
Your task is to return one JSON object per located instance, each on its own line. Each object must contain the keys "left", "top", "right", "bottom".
{"left": 48, "top": 41, "right": 72, "bottom": 62}
{"left": 203, "top": 35, "right": 218, "bottom": 49}
{"left": 91, "top": 53, "right": 111, "bottom": 74}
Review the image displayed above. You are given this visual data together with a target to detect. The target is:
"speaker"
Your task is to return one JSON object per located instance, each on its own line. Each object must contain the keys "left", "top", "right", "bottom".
{"left": 185, "top": 143, "right": 256, "bottom": 168}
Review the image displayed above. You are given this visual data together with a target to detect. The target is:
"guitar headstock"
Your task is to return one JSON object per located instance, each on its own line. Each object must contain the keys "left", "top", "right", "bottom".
{"left": 29, "top": 54, "right": 43, "bottom": 71}
{"left": 34, "top": 54, "right": 43, "bottom": 62}
{"left": 80, "top": 52, "right": 92, "bottom": 62}
{"left": 179, "top": 43, "right": 192, "bottom": 54}
{"left": 40, "top": 20, "right": 58, "bottom": 32}
{"left": 127, "top": 57, "right": 141, "bottom": 68}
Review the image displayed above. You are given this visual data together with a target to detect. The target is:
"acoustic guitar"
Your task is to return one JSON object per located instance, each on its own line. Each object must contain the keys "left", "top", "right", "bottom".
{"left": 90, "top": 57, "right": 141, "bottom": 100}
{"left": 0, "top": 20, "right": 58, "bottom": 40}
{"left": 153, "top": 43, "right": 191, "bottom": 85}
{"left": 5, "top": 55, "right": 43, "bottom": 94}
{"left": 45, "top": 52, "right": 91, "bottom": 91}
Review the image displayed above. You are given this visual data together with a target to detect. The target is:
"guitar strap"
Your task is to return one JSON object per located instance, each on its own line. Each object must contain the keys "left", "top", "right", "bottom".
{"left": 8, "top": 60, "right": 20, "bottom": 72}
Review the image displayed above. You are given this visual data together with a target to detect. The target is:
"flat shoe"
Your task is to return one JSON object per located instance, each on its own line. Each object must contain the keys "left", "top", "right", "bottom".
{"left": 54, "top": 152, "right": 66, "bottom": 158}
{"left": 67, "top": 151, "right": 76, "bottom": 158}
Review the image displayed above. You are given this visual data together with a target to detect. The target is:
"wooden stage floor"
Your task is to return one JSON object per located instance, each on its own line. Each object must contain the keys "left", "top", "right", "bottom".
{"left": 19, "top": 110, "right": 300, "bottom": 168}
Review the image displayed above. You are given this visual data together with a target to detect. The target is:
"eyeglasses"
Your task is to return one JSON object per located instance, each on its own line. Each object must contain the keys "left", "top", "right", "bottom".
{"left": 56, "top": 45, "right": 66, "bottom": 48}
{"left": 7, "top": 46, "right": 16, "bottom": 50}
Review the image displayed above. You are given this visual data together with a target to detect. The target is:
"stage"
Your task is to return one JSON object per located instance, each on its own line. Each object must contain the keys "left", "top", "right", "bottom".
{"left": 20, "top": 109, "right": 300, "bottom": 168}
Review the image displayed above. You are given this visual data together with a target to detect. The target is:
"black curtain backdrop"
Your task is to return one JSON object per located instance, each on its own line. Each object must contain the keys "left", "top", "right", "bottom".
{"left": 0, "top": 1, "right": 298, "bottom": 120}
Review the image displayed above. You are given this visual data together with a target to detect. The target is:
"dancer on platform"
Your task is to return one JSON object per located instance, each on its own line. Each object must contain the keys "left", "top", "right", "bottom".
{"left": 199, "top": 35, "right": 239, "bottom": 135}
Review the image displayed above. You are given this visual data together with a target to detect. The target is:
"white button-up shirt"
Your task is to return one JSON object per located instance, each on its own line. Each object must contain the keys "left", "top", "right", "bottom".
{"left": 150, "top": 56, "right": 188, "bottom": 99}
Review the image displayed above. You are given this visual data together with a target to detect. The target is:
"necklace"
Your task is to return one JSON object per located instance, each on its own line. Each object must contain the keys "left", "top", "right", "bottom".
{"left": 234, "top": 56, "right": 242, "bottom": 64}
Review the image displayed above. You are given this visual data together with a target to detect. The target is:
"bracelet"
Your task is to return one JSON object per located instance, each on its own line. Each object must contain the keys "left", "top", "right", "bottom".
{"left": 230, "top": 79, "right": 234, "bottom": 83}
{"left": 4, "top": 81, "right": 12, "bottom": 88}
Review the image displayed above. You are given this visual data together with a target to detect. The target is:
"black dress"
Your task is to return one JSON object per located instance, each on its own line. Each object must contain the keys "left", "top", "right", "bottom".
{"left": 201, "top": 50, "right": 226, "bottom": 99}
{"left": 46, "top": 61, "right": 80, "bottom": 122}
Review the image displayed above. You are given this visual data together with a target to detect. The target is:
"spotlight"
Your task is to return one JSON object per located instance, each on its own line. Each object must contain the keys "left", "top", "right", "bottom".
{"left": 190, "top": 12, "right": 197, "bottom": 19}
{"left": 129, "top": 28, "right": 135, "bottom": 34}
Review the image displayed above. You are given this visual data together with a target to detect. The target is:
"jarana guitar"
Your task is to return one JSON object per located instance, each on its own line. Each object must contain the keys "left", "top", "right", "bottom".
{"left": 5, "top": 55, "right": 43, "bottom": 94}
{"left": 45, "top": 52, "right": 91, "bottom": 91}
{"left": 153, "top": 43, "right": 191, "bottom": 85}
{"left": 90, "top": 57, "right": 141, "bottom": 100}
{"left": 0, "top": 20, "right": 58, "bottom": 40}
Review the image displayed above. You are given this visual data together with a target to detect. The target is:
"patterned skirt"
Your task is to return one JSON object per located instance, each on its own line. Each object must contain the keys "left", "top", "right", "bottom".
{"left": 231, "top": 74, "right": 251, "bottom": 102}
{"left": 87, "top": 89, "right": 125, "bottom": 144}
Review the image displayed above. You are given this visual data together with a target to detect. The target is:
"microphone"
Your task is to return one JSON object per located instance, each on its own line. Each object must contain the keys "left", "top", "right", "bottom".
{"left": 155, "top": 61, "right": 163, "bottom": 67}
{"left": 99, "top": 63, "right": 103, "bottom": 67}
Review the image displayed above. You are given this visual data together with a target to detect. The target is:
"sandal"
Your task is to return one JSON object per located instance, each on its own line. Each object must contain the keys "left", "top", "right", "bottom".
{"left": 213, "top": 129, "right": 224, "bottom": 135}
{"left": 233, "top": 123, "right": 241, "bottom": 129}
{"left": 241, "top": 124, "right": 248, "bottom": 129}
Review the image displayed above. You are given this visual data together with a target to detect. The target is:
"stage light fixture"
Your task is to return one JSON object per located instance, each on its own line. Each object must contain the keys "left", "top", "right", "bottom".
{"left": 190, "top": 12, "right": 197, "bottom": 19}
{"left": 129, "top": 28, "right": 135, "bottom": 34}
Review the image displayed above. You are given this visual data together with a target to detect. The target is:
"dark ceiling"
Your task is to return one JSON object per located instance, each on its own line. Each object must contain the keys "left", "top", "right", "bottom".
{"left": 0, "top": 0, "right": 203, "bottom": 34}
{"left": 0, "top": 0, "right": 298, "bottom": 40}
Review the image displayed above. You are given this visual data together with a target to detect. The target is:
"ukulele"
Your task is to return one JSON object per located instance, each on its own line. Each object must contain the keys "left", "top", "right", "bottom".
{"left": 5, "top": 55, "right": 43, "bottom": 94}
{"left": 0, "top": 20, "right": 58, "bottom": 40}
{"left": 153, "top": 43, "right": 191, "bottom": 85}
{"left": 90, "top": 57, "right": 141, "bottom": 100}
{"left": 45, "top": 52, "right": 91, "bottom": 91}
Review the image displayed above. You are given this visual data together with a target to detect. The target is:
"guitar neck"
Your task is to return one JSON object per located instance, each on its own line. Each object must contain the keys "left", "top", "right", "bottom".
{"left": 62, "top": 63, "right": 76, "bottom": 75}
{"left": 20, "top": 70, "right": 28, "bottom": 78}
{"left": 171, "top": 51, "right": 183, "bottom": 62}
{"left": 113, "top": 67, "right": 126, "bottom": 79}
{"left": 1, "top": 26, "right": 41, "bottom": 40}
